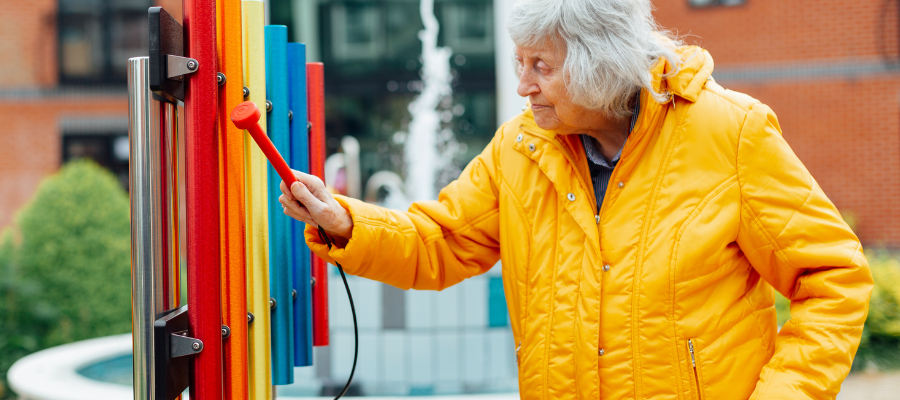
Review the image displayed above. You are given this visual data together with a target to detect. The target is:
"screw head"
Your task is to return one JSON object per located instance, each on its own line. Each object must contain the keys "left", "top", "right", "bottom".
{"left": 191, "top": 342, "right": 201, "bottom": 351}
{"left": 221, "top": 325, "right": 231, "bottom": 338}
{"left": 311, "top": 277, "right": 316, "bottom": 287}
{"left": 292, "top": 289, "right": 297, "bottom": 300}
{"left": 269, "top": 297, "right": 276, "bottom": 310}
{"left": 266, "top": 100, "right": 273, "bottom": 113}
{"left": 307, "top": 121, "right": 312, "bottom": 132}
{"left": 217, "top": 72, "right": 226, "bottom": 85}
{"left": 247, "top": 312, "right": 255, "bottom": 324}
{"left": 243, "top": 87, "right": 250, "bottom": 97}
{"left": 187, "top": 60, "right": 198, "bottom": 71}
{"left": 288, "top": 110, "right": 293, "bottom": 121}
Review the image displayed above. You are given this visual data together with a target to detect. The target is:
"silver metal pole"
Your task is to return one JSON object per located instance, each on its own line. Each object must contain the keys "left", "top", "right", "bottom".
{"left": 162, "top": 101, "right": 180, "bottom": 309}
{"left": 128, "top": 56, "right": 165, "bottom": 400}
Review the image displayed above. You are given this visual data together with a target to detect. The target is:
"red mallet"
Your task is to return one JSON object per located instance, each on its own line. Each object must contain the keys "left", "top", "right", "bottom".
{"left": 231, "top": 101, "right": 299, "bottom": 186}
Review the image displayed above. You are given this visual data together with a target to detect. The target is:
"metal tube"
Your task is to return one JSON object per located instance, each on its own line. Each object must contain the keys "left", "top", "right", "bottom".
{"left": 217, "top": 0, "right": 250, "bottom": 398}
{"left": 265, "top": 24, "right": 296, "bottom": 384}
{"left": 162, "top": 101, "right": 181, "bottom": 310}
{"left": 307, "top": 62, "right": 330, "bottom": 347}
{"left": 128, "top": 56, "right": 164, "bottom": 400}
{"left": 287, "top": 42, "right": 314, "bottom": 367}
{"left": 242, "top": 1, "right": 274, "bottom": 398}
{"left": 184, "top": 0, "right": 223, "bottom": 398}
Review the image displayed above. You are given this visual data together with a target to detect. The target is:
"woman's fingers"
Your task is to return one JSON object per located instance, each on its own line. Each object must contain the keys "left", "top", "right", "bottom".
{"left": 293, "top": 171, "right": 332, "bottom": 203}
{"left": 280, "top": 180, "right": 293, "bottom": 198}
{"left": 279, "top": 194, "right": 317, "bottom": 227}
{"left": 290, "top": 181, "right": 326, "bottom": 215}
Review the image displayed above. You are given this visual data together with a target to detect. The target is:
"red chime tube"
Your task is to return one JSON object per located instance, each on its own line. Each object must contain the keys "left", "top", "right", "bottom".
{"left": 183, "top": 0, "right": 223, "bottom": 399}
{"left": 307, "top": 62, "right": 329, "bottom": 346}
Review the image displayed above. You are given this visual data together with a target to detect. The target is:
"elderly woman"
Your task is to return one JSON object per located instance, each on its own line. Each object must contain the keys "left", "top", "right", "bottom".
{"left": 280, "top": 0, "right": 873, "bottom": 398}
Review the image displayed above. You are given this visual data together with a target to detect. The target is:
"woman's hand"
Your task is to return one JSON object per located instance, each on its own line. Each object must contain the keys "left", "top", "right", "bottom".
{"left": 279, "top": 170, "right": 354, "bottom": 242}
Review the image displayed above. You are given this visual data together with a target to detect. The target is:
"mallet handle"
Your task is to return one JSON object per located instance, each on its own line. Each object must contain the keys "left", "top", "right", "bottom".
{"left": 231, "top": 101, "right": 299, "bottom": 186}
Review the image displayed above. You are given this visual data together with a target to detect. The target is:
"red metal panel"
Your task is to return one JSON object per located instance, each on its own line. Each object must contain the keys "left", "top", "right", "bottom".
{"left": 216, "top": 0, "right": 248, "bottom": 398}
{"left": 184, "top": 0, "right": 223, "bottom": 399}
{"left": 307, "top": 62, "right": 329, "bottom": 346}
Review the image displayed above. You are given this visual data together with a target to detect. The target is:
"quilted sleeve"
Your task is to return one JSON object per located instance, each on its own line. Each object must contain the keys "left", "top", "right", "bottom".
{"left": 303, "top": 125, "right": 504, "bottom": 291}
{"left": 736, "top": 103, "right": 873, "bottom": 399}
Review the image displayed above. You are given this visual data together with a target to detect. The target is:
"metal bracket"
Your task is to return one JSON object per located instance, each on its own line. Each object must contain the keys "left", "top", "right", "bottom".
{"left": 153, "top": 305, "right": 193, "bottom": 400}
{"left": 166, "top": 55, "right": 199, "bottom": 80}
{"left": 149, "top": 7, "right": 185, "bottom": 102}
{"left": 169, "top": 330, "right": 203, "bottom": 358}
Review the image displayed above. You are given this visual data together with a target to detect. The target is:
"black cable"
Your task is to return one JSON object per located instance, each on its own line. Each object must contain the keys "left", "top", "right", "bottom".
{"left": 318, "top": 226, "right": 358, "bottom": 400}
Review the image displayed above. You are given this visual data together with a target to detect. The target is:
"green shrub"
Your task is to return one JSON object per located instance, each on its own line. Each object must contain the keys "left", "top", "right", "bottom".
{"left": 775, "top": 249, "right": 900, "bottom": 371}
{"left": 853, "top": 251, "right": 900, "bottom": 370}
{"left": 0, "top": 159, "right": 131, "bottom": 398}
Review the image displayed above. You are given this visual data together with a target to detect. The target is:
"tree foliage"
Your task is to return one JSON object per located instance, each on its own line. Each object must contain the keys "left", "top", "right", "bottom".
{"left": 0, "top": 160, "right": 131, "bottom": 397}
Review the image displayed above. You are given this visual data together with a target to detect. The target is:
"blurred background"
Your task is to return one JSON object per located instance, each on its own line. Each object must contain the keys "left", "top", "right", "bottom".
{"left": 1, "top": 0, "right": 900, "bottom": 399}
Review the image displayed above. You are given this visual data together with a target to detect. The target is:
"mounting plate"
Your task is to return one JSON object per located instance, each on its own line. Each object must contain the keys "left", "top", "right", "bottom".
{"left": 149, "top": 7, "right": 184, "bottom": 102}
{"left": 153, "top": 306, "right": 197, "bottom": 400}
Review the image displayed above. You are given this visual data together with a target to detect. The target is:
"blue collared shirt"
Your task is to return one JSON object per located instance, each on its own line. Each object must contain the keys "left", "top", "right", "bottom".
{"left": 580, "top": 97, "right": 640, "bottom": 213}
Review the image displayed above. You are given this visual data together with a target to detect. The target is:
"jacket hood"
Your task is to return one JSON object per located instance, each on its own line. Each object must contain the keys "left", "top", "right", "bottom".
{"left": 662, "top": 45, "right": 714, "bottom": 103}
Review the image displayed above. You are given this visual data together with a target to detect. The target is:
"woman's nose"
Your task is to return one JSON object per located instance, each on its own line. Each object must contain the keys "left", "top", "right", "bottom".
{"left": 517, "top": 70, "right": 540, "bottom": 98}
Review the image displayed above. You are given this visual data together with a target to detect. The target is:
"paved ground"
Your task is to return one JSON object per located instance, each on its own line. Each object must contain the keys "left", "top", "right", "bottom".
{"left": 839, "top": 371, "right": 900, "bottom": 400}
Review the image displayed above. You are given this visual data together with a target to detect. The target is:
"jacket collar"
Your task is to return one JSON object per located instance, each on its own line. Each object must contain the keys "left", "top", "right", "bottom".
{"left": 511, "top": 46, "right": 713, "bottom": 244}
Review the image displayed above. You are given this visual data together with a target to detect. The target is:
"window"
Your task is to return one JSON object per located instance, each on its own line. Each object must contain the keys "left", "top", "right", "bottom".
{"left": 59, "top": 0, "right": 152, "bottom": 84}
{"left": 488, "top": 276, "right": 508, "bottom": 328}
{"left": 688, "top": 0, "right": 745, "bottom": 7}
{"left": 61, "top": 117, "right": 130, "bottom": 189}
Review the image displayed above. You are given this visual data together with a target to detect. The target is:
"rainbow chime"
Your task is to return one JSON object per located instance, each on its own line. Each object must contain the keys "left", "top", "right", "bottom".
{"left": 128, "top": 0, "right": 329, "bottom": 399}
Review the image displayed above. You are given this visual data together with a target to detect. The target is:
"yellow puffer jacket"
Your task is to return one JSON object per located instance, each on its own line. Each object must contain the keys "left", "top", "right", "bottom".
{"left": 306, "top": 47, "right": 873, "bottom": 400}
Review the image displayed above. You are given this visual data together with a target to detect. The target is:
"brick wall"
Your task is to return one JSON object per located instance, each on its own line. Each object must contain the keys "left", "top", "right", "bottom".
{"left": 0, "top": 0, "right": 58, "bottom": 88}
{"left": 655, "top": 0, "right": 900, "bottom": 244}
{"left": 0, "top": 96, "right": 128, "bottom": 229}
{"left": 1, "top": 0, "right": 898, "bottom": 244}
{"left": 655, "top": 0, "right": 900, "bottom": 66}
{"left": 0, "top": 0, "right": 181, "bottom": 230}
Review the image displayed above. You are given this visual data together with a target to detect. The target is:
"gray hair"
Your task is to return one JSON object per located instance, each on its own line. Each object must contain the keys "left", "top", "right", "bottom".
{"left": 508, "top": 0, "right": 682, "bottom": 118}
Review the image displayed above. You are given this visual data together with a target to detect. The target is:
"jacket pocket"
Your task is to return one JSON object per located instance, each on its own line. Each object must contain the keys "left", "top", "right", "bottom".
{"left": 686, "top": 338, "right": 706, "bottom": 400}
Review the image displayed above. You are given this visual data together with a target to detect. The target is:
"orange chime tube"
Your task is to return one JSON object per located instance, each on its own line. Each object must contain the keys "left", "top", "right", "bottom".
{"left": 216, "top": 0, "right": 249, "bottom": 398}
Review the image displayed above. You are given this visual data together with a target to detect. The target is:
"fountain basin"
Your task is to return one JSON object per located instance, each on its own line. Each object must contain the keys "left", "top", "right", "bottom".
{"left": 8, "top": 334, "right": 134, "bottom": 400}
{"left": 8, "top": 333, "right": 519, "bottom": 400}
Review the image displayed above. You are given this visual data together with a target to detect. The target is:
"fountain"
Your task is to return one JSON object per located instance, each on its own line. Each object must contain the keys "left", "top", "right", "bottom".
{"left": 327, "top": 0, "right": 459, "bottom": 207}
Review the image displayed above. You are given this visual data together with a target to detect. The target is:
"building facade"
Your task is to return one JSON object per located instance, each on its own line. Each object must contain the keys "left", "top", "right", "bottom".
{"left": 0, "top": 0, "right": 897, "bottom": 394}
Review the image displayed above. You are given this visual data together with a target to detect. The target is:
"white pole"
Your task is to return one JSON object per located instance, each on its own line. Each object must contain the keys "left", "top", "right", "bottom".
{"left": 494, "top": 0, "right": 525, "bottom": 124}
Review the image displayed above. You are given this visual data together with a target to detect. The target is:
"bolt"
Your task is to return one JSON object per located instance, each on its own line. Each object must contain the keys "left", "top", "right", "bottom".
{"left": 221, "top": 325, "right": 231, "bottom": 338}
{"left": 307, "top": 121, "right": 312, "bottom": 132}
{"left": 270, "top": 297, "right": 276, "bottom": 310}
{"left": 243, "top": 87, "right": 250, "bottom": 97}
{"left": 288, "top": 110, "right": 293, "bottom": 121}
{"left": 247, "top": 312, "right": 255, "bottom": 324}
{"left": 217, "top": 72, "right": 226, "bottom": 86}
{"left": 266, "top": 100, "right": 273, "bottom": 113}
{"left": 191, "top": 342, "right": 201, "bottom": 351}
{"left": 187, "top": 60, "right": 198, "bottom": 71}
{"left": 292, "top": 289, "right": 297, "bottom": 300}
{"left": 311, "top": 277, "right": 316, "bottom": 287}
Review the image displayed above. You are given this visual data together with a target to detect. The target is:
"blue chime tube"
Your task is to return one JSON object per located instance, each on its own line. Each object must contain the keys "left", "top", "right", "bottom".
{"left": 264, "top": 24, "right": 295, "bottom": 385}
{"left": 287, "top": 42, "right": 314, "bottom": 367}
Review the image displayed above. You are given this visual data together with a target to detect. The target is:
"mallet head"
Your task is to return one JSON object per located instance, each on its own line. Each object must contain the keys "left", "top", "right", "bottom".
{"left": 230, "top": 101, "right": 261, "bottom": 130}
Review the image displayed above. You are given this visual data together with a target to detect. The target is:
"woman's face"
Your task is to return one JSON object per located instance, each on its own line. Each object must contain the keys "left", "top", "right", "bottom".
{"left": 515, "top": 42, "right": 611, "bottom": 135}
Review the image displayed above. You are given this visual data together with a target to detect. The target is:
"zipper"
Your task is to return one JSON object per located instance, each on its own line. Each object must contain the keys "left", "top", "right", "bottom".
{"left": 687, "top": 339, "right": 703, "bottom": 400}
{"left": 515, "top": 341, "right": 522, "bottom": 364}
